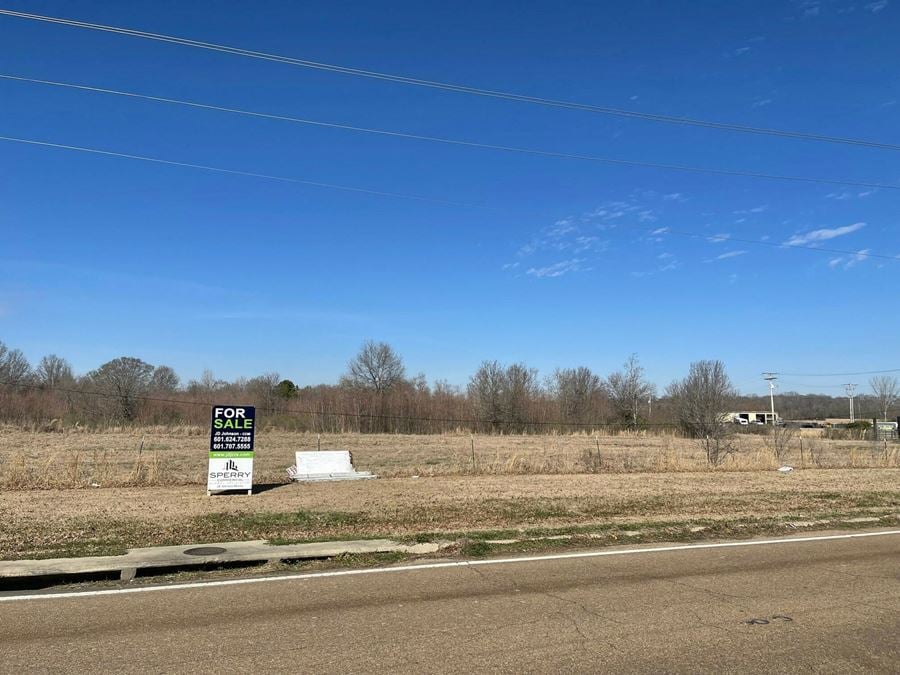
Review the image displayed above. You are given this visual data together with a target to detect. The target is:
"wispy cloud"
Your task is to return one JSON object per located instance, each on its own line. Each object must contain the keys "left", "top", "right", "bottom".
{"left": 844, "top": 249, "right": 870, "bottom": 268}
{"left": 829, "top": 249, "right": 871, "bottom": 270}
{"left": 548, "top": 219, "right": 576, "bottom": 237}
{"left": 733, "top": 205, "right": 767, "bottom": 215}
{"left": 784, "top": 222, "right": 865, "bottom": 246}
{"left": 708, "top": 233, "right": 731, "bottom": 243}
{"left": 799, "top": 0, "right": 887, "bottom": 17}
{"left": 714, "top": 250, "right": 748, "bottom": 260}
{"left": 752, "top": 98, "right": 772, "bottom": 108}
{"left": 798, "top": 0, "right": 821, "bottom": 17}
{"left": 824, "top": 188, "right": 876, "bottom": 201}
{"left": 516, "top": 219, "right": 578, "bottom": 257}
{"left": 650, "top": 227, "right": 670, "bottom": 236}
{"left": 573, "top": 236, "right": 608, "bottom": 253}
{"left": 513, "top": 197, "right": 659, "bottom": 274}
{"left": 733, "top": 46, "right": 751, "bottom": 55}
{"left": 526, "top": 259, "right": 586, "bottom": 278}
{"left": 582, "top": 200, "right": 658, "bottom": 226}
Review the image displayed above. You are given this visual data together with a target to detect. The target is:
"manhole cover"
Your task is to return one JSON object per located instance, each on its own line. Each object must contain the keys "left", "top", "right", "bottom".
{"left": 183, "top": 546, "right": 227, "bottom": 556}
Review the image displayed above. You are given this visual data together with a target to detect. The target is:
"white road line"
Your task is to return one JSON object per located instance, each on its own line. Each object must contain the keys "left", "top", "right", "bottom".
{"left": 2, "top": 529, "right": 898, "bottom": 603}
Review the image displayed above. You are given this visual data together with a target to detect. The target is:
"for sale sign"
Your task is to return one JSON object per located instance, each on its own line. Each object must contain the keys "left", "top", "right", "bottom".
{"left": 207, "top": 405, "right": 255, "bottom": 494}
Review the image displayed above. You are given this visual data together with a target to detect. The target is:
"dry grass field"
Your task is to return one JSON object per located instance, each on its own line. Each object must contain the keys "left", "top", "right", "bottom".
{"left": 2, "top": 471, "right": 898, "bottom": 559}
{"left": 1, "top": 426, "right": 898, "bottom": 489}
{"left": 2, "top": 427, "right": 897, "bottom": 560}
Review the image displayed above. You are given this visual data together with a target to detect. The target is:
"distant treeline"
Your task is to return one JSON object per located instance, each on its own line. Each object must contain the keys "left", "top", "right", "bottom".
{"left": 0, "top": 339, "right": 894, "bottom": 432}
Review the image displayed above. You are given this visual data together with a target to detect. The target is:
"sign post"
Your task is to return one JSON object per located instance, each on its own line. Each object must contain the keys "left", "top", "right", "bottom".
{"left": 207, "top": 405, "right": 255, "bottom": 496}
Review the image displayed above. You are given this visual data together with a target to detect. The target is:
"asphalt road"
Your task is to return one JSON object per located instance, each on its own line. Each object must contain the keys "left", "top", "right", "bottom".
{"left": 1, "top": 531, "right": 898, "bottom": 673}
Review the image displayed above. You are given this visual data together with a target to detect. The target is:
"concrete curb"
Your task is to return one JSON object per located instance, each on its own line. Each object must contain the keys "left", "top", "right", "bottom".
{"left": 0, "top": 539, "right": 450, "bottom": 583}
{"left": 4, "top": 514, "right": 894, "bottom": 586}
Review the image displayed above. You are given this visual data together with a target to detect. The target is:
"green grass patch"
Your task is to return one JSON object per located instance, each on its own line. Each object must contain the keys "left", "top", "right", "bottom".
{"left": 460, "top": 540, "right": 493, "bottom": 557}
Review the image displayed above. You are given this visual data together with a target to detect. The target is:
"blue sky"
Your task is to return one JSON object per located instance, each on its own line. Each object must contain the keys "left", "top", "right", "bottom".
{"left": 1, "top": 0, "right": 898, "bottom": 395}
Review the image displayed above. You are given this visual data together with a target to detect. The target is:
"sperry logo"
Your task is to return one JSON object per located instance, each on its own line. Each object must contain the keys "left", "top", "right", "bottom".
{"left": 209, "top": 459, "right": 251, "bottom": 479}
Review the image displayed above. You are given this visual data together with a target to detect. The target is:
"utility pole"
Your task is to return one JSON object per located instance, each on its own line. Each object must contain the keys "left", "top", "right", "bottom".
{"left": 762, "top": 373, "right": 777, "bottom": 425}
{"left": 844, "top": 383, "right": 857, "bottom": 422}
{"left": 648, "top": 394, "right": 653, "bottom": 419}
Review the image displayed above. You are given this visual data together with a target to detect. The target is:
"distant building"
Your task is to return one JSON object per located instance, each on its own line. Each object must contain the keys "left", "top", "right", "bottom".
{"left": 726, "top": 411, "right": 781, "bottom": 425}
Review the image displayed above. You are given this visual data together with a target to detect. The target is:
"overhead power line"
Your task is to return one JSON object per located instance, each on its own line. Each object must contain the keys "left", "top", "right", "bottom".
{"left": 2, "top": 8, "right": 900, "bottom": 152}
{"left": 3, "top": 133, "right": 893, "bottom": 263}
{"left": 776, "top": 368, "right": 900, "bottom": 377}
{"left": 776, "top": 382, "right": 849, "bottom": 390}
{"left": 4, "top": 73, "right": 900, "bottom": 194}
{"left": 3, "top": 128, "right": 898, "bottom": 199}
{"left": 0, "top": 135, "right": 481, "bottom": 207}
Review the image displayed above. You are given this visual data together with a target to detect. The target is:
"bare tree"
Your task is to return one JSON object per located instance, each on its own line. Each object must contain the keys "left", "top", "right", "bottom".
{"left": 149, "top": 365, "right": 180, "bottom": 393}
{"left": 0, "top": 341, "right": 32, "bottom": 385}
{"left": 468, "top": 360, "right": 506, "bottom": 429}
{"left": 606, "top": 354, "right": 655, "bottom": 428}
{"left": 766, "top": 423, "right": 796, "bottom": 463}
{"left": 87, "top": 357, "right": 155, "bottom": 421}
{"left": 186, "top": 369, "right": 227, "bottom": 402}
{"left": 667, "top": 360, "right": 737, "bottom": 465}
{"left": 247, "top": 372, "right": 281, "bottom": 410}
{"left": 341, "top": 341, "right": 406, "bottom": 393}
{"left": 503, "top": 363, "right": 540, "bottom": 431}
{"left": 551, "top": 366, "right": 603, "bottom": 426}
{"left": 870, "top": 376, "right": 899, "bottom": 421}
{"left": 35, "top": 354, "right": 74, "bottom": 388}
{"left": 467, "top": 361, "right": 539, "bottom": 432}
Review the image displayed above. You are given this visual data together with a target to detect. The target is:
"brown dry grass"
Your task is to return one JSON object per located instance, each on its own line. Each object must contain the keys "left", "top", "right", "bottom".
{"left": 2, "top": 470, "right": 897, "bottom": 559}
{"left": 2, "top": 427, "right": 897, "bottom": 559}
{"left": 1, "top": 427, "right": 897, "bottom": 489}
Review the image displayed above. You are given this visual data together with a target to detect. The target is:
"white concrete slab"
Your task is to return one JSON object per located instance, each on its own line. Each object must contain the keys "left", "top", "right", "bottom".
{"left": 291, "top": 450, "right": 376, "bottom": 482}
{"left": 296, "top": 451, "right": 355, "bottom": 474}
